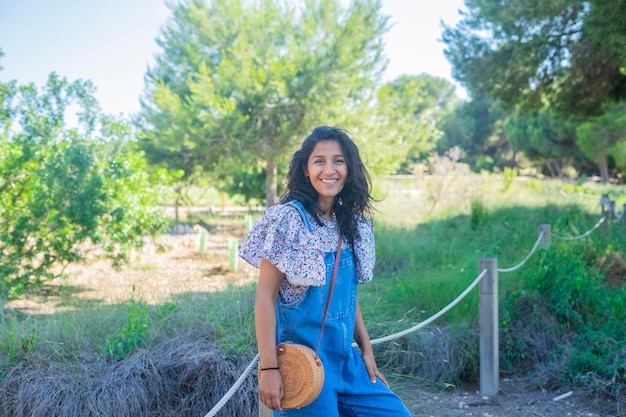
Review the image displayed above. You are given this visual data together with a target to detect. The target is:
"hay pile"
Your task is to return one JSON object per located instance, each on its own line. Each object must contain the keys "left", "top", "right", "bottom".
{"left": 0, "top": 337, "right": 258, "bottom": 417}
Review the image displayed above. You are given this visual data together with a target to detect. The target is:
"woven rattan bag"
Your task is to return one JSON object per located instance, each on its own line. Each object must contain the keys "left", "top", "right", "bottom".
{"left": 258, "top": 231, "right": 343, "bottom": 410}
{"left": 257, "top": 342, "right": 324, "bottom": 409}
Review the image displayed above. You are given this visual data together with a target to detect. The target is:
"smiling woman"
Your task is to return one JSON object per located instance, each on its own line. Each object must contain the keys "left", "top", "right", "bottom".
{"left": 239, "top": 126, "right": 412, "bottom": 415}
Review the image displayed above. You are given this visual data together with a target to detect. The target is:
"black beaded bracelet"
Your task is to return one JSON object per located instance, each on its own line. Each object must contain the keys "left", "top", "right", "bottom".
{"left": 261, "top": 367, "right": 280, "bottom": 371}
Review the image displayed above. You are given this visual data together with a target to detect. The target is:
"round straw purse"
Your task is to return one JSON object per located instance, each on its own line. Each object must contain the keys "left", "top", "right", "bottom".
{"left": 258, "top": 342, "right": 324, "bottom": 409}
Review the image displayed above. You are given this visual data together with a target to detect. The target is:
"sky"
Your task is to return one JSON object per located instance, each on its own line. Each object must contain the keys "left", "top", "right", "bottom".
{"left": 0, "top": 0, "right": 467, "bottom": 118}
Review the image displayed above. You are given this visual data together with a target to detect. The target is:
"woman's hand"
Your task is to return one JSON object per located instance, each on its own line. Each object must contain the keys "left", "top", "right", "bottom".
{"left": 353, "top": 297, "right": 390, "bottom": 387}
{"left": 258, "top": 369, "right": 284, "bottom": 411}
{"left": 360, "top": 345, "right": 390, "bottom": 387}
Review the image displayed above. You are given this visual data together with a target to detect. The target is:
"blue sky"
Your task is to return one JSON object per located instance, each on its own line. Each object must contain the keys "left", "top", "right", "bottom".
{"left": 0, "top": 0, "right": 467, "bottom": 117}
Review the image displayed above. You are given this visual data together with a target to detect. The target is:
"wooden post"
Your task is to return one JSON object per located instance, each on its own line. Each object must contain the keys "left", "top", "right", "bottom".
{"left": 245, "top": 214, "right": 253, "bottom": 232}
{"left": 479, "top": 258, "right": 499, "bottom": 397}
{"left": 199, "top": 230, "right": 207, "bottom": 253}
{"left": 601, "top": 194, "right": 612, "bottom": 238}
{"left": 228, "top": 239, "right": 238, "bottom": 270}
{"left": 539, "top": 224, "right": 551, "bottom": 249}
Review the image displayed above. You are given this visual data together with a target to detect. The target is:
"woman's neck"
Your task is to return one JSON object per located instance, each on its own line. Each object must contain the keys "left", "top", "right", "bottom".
{"left": 318, "top": 198, "right": 333, "bottom": 218}
{"left": 318, "top": 203, "right": 333, "bottom": 221}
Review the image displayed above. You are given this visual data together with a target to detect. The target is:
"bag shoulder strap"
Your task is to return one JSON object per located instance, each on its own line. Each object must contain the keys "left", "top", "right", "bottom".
{"left": 314, "top": 230, "right": 342, "bottom": 357}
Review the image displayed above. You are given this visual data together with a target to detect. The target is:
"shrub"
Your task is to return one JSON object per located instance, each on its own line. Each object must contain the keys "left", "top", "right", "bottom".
{"left": 0, "top": 74, "right": 174, "bottom": 297}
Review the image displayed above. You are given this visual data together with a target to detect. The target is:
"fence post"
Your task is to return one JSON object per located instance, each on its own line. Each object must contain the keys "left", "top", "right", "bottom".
{"left": 479, "top": 258, "right": 499, "bottom": 397}
{"left": 228, "top": 239, "right": 239, "bottom": 270}
{"left": 601, "top": 194, "right": 612, "bottom": 238}
{"left": 199, "top": 230, "right": 207, "bottom": 253}
{"left": 245, "top": 214, "right": 254, "bottom": 232}
{"left": 539, "top": 224, "right": 551, "bottom": 249}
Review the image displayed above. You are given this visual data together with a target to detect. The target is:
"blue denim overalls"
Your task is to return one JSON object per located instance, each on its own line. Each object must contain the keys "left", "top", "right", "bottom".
{"left": 274, "top": 202, "right": 411, "bottom": 417}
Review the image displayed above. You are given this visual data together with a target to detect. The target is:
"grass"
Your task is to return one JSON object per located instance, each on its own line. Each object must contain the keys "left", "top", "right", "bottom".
{"left": 1, "top": 172, "right": 625, "bottom": 416}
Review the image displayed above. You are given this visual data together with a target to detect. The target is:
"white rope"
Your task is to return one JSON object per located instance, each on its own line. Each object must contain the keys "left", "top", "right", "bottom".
{"left": 498, "top": 231, "right": 544, "bottom": 273}
{"left": 359, "top": 269, "right": 488, "bottom": 346}
{"left": 558, "top": 189, "right": 601, "bottom": 200}
{"left": 553, "top": 216, "right": 606, "bottom": 241}
{"left": 203, "top": 353, "right": 260, "bottom": 417}
{"left": 578, "top": 191, "right": 600, "bottom": 199}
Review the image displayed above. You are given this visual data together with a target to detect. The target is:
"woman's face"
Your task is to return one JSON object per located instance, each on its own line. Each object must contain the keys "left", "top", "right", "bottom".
{"left": 304, "top": 140, "right": 347, "bottom": 211}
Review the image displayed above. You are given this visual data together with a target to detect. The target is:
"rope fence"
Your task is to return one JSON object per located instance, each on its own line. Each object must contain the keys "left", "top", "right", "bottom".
{"left": 365, "top": 269, "right": 488, "bottom": 346}
{"left": 497, "top": 229, "right": 546, "bottom": 272}
{"left": 552, "top": 216, "right": 606, "bottom": 240}
{"left": 202, "top": 193, "right": 623, "bottom": 417}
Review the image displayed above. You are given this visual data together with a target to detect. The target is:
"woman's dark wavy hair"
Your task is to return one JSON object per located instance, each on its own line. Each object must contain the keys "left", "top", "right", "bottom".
{"left": 279, "top": 126, "right": 376, "bottom": 244}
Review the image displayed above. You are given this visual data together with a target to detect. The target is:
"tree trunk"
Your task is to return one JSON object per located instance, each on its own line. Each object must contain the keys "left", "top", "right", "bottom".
{"left": 544, "top": 160, "right": 556, "bottom": 178}
{"left": 598, "top": 154, "right": 610, "bottom": 183}
{"left": 265, "top": 160, "right": 278, "bottom": 208}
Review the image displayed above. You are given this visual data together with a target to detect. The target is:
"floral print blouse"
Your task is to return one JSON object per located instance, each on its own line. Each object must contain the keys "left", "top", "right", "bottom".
{"left": 239, "top": 201, "right": 375, "bottom": 303}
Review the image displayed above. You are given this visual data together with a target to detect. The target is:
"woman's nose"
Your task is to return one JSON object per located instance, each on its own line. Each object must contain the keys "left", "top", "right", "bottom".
{"left": 323, "top": 162, "right": 336, "bottom": 173}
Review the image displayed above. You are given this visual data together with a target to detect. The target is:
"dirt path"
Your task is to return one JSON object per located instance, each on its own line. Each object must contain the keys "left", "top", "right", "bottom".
{"left": 394, "top": 378, "right": 611, "bottom": 416}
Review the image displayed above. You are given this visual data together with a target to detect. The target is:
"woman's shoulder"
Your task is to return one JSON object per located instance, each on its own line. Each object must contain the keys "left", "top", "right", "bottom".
{"left": 264, "top": 200, "right": 306, "bottom": 225}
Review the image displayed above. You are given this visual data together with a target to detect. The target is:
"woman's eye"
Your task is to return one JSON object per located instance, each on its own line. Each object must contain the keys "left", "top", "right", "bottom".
{"left": 335, "top": 159, "right": 345, "bottom": 164}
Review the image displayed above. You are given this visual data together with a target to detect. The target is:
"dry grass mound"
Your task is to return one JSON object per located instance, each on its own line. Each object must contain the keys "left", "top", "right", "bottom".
{"left": 0, "top": 337, "right": 258, "bottom": 417}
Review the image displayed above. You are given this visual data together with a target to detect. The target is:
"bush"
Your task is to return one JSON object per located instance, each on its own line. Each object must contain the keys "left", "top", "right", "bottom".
{"left": 502, "top": 238, "right": 626, "bottom": 396}
{"left": 0, "top": 74, "right": 173, "bottom": 297}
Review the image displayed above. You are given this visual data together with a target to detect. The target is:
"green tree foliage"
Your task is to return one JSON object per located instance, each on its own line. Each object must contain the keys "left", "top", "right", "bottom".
{"left": 505, "top": 109, "right": 589, "bottom": 177}
{"left": 0, "top": 74, "right": 172, "bottom": 297}
{"left": 442, "top": 0, "right": 626, "bottom": 180}
{"left": 363, "top": 74, "right": 454, "bottom": 174}
{"left": 139, "top": 0, "right": 389, "bottom": 206}
{"left": 576, "top": 101, "right": 626, "bottom": 176}
{"left": 438, "top": 95, "right": 513, "bottom": 172}
{"left": 443, "top": 0, "right": 626, "bottom": 114}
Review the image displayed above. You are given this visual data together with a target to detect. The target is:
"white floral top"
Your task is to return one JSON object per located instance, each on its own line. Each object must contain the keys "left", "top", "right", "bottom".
{"left": 239, "top": 201, "right": 375, "bottom": 303}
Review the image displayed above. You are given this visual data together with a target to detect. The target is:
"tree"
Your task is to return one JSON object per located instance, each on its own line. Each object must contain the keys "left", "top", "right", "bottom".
{"left": 361, "top": 74, "right": 456, "bottom": 174}
{"left": 442, "top": 0, "right": 626, "bottom": 180}
{"left": 438, "top": 96, "right": 513, "bottom": 172}
{"left": 576, "top": 101, "right": 626, "bottom": 178}
{"left": 0, "top": 72, "right": 172, "bottom": 297}
{"left": 505, "top": 109, "right": 586, "bottom": 177}
{"left": 139, "top": 0, "right": 389, "bottom": 206}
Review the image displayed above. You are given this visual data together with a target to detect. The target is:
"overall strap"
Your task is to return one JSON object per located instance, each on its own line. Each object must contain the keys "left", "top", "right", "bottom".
{"left": 314, "top": 230, "right": 343, "bottom": 357}
{"left": 286, "top": 200, "right": 313, "bottom": 233}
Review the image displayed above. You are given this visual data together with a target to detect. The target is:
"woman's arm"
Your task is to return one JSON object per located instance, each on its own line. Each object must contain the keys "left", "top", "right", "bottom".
{"left": 354, "top": 297, "right": 390, "bottom": 387}
{"left": 255, "top": 259, "right": 285, "bottom": 411}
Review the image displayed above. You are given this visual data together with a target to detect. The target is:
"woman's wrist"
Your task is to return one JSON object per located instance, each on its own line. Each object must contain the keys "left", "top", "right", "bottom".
{"left": 355, "top": 335, "right": 373, "bottom": 352}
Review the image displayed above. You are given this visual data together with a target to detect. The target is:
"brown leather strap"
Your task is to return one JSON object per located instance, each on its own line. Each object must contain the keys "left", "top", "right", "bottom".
{"left": 314, "top": 230, "right": 343, "bottom": 357}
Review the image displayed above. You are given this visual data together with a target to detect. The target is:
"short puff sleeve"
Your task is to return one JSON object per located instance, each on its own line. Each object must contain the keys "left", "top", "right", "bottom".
{"left": 239, "top": 203, "right": 327, "bottom": 286}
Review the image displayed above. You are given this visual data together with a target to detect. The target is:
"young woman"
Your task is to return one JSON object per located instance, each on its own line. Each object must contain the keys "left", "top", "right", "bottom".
{"left": 240, "top": 126, "right": 411, "bottom": 416}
